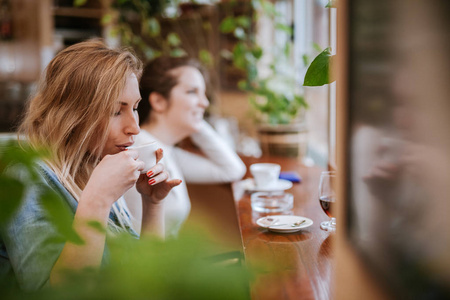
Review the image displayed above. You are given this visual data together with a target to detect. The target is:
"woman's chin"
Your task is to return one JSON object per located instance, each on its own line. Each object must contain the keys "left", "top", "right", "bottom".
{"left": 191, "top": 122, "right": 203, "bottom": 133}
{"left": 176, "top": 120, "right": 203, "bottom": 137}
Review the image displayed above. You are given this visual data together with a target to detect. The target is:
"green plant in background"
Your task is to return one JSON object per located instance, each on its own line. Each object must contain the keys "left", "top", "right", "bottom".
{"left": 0, "top": 140, "right": 253, "bottom": 299}
{"left": 219, "top": 0, "right": 308, "bottom": 125}
{"left": 106, "top": 0, "right": 187, "bottom": 61}
{"left": 75, "top": 0, "right": 216, "bottom": 66}
{"left": 74, "top": 0, "right": 308, "bottom": 125}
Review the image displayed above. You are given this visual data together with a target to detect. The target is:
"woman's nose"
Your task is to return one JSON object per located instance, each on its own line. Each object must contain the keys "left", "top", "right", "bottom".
{"left": 199, "top": 94, "right": 209, "bottom": 108}
{"left": 125, "top": 113, "right": 140, "bottom": 135}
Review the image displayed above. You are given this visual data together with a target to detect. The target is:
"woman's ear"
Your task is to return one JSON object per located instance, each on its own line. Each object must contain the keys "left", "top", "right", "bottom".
{"left": 148, "top": 92, "right": 168, "bottom": 113}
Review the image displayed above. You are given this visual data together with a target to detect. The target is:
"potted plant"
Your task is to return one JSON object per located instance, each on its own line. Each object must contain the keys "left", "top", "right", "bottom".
{"left": 219, "top": 0, "right": 308, "bottom": 157}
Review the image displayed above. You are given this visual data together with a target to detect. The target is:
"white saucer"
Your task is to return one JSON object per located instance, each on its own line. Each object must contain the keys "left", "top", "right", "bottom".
{"left": 256, "top": 215, "right": 313, "bottom": 233}
{"left": 245, "top": 179, "right": 293, "bottom": 192}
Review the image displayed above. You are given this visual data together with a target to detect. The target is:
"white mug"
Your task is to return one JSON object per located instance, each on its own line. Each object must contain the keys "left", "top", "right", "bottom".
{"left": 127, "top": 142, "right": 159, "bottom": 174}
{"left": 250, "top": 163, "right": 281, "bottom": 188}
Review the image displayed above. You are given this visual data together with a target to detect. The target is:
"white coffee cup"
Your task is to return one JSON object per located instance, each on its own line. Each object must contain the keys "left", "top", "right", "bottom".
{"left": 127, "top": 141, "right": 159, "bottom": 174}
{"left": 250, "top": 163, "right": 281, "bottom": 188}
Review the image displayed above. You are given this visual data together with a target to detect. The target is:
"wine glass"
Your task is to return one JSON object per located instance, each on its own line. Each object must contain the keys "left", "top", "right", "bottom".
{"left": 318, "top": 171, "right": 337, "bottom": 232}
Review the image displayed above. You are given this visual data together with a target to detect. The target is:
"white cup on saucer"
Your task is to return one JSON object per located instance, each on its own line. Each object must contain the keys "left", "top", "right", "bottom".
{"left": 250, "top": 163, "right": 281, "bottom": 188}
{"left": 127, "top": 141, "right": 159, "bottom": 174}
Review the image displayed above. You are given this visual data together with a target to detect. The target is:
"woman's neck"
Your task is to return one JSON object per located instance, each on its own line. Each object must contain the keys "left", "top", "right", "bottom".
{"left": 140, "top": 122, "right": 183, "bottom": 146}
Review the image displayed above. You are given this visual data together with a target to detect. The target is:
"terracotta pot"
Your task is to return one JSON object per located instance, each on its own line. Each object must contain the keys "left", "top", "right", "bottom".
{"left": 257, "top": 122, "right": 308, "bottom": 158}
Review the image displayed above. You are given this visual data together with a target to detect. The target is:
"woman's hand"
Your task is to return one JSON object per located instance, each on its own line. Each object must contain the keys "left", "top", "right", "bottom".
{"left": 83, "top": 150, "right": 145, "bottom": 207}
{"left": 135, "top": 148, "right": 182, "bottom": 204}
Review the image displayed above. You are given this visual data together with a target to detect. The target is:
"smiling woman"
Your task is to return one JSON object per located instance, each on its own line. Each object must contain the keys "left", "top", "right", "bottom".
{"left": 0, "top": 39, "right": 181, "bottom": 291}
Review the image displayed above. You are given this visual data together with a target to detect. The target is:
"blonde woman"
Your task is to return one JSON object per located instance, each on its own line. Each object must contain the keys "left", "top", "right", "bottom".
{"left": 124, "top": 57, "right": 246, "bottom": 237}
{"left": 0, "top": 40, "right": 181, "bottom": 291}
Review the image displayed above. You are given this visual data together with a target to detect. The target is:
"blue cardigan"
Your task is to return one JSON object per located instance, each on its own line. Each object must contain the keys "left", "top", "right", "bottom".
{"left": 0, "top": 162, "right": 137, "bottom": 291}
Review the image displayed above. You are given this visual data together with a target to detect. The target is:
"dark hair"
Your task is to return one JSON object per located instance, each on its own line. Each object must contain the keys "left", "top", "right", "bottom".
{"left": 138, "top": 56, "right": 207, "bottom": 125}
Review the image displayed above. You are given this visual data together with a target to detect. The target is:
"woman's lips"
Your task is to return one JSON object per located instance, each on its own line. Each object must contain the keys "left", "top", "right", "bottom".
{"left": 117, "top": 143, "right": 134, "bottom": 151}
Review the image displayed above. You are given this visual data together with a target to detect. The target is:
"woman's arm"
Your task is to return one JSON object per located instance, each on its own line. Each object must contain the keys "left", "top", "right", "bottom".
{"left": 50, "top": 150, "right": 144, "bottom": 285}
{"left": 49, "top": 189, "right": 111, "bottom": 285}
{"left": 175, "top": 120, "right": 246, "bottom": 183}
{"left": 140, "top": 196, "right": 165, "bottom": 237}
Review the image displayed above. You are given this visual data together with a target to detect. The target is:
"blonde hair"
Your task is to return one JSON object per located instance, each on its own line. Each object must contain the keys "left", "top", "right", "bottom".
{"left": 19, "top": 39, "right": 143, "bottom": 231}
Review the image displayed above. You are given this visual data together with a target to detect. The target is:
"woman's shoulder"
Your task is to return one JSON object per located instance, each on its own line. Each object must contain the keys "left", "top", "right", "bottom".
{"left": 3, "top": 160, "right": 77, "bottom": 223}
{"left": 0, "top": 161, "right": 75, "bottom": 291}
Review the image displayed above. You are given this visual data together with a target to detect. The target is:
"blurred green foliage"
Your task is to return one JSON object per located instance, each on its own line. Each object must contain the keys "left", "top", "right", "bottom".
{"left": 78, "top": 0, "right": 214, "bottom": 66}
{"left": 0, "top": 140, "right": 47, "bottom": 225}
{"left": 3, "top": 231, "right": 251, "bottom": 299}
{"left": 0, "top": 140, "right": 83, "bottom": 244}
{"left": 325, "top": 0, "right": 337, "bottom": 8}
{"left": 0, "top": 140, "right": 253, "bottom": 299}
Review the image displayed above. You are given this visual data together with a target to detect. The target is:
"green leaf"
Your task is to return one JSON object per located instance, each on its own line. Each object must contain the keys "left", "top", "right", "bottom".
{"left": 87, "top": 220, "right": 106, "bottom": 234}
{"left": 325, "top": 0, "right": 338, "bottom": 8}
{"left": 232, "top": 42, "right": 247, "bottom": 70}
{"left": 0, "top": 176, "right": 24, "bottom": 225}
{"left": 261, "top": 0, "right": 275, "bottom": 15}
{"left": 295, "top": 95, "right": 308, "bottom": 109}
{"left": 132, "top": 35, "right": 142, "bottom": 45}
{"left": 1, "top": 141, "right": 51, "bottom": 183}
{"left": 251, "top": 46, "right": 263, "bottom": 59}
{"left": 235, "top": 16, "right": 251, "bottom": 28}
{"left": 313, "top": 42, "right": 322, "bottom": 53}
{"left": 167, "top": 32, "right": 181, "bottom": 47}
{"left": 170, "top": 48, "right": 187, "bottom": 57}
{"left": 302, "top": 54, "right": 309, "bottom": 67}
{"left": 146, "top": 18, "right": 161, "bottom": 38}
{"left": 202, "top": 21, "right": 212, "bottom": 31}
{"left": 73, "top": 0, "right": 87, "bottom": 7}
{"left": 109, "top": 27, "right": 119, "bottom": 38}
{"left": 304, "top": 47, "right": 335, "bottom": 86}
{"left": 275, "top": 23, "right": 292, "bottom": 35}
{"left": 101, "top": 14, "right": 113, "bottom": 25}
{"left": 247, "top": 64, "right": 258, "bottom": 82}
{"left": 40, "top": 189, "right": 84, "bottom": 245}
{"left": 237, "top": 80, "right": 249, "bottom": 91}
{"left": 283, "top": 43, "right": 291, "bottom": 57}
{"left": 144, "top": 48, "right": 161, "bottom": 61}
{"left": 220, "top": 17, "right": 236, "bottom": 33}
{"left": 199, "top": 49, "right": 213, "bottom": 67}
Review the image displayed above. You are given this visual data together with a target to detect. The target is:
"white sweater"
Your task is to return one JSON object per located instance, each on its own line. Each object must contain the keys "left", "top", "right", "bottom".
{"left": 124, "top": 121, "right": 246, "bottom": 237}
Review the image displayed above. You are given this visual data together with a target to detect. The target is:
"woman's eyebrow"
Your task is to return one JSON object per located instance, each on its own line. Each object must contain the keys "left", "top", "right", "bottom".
{"left": 119, "top": 98, "right": 142, "bottom": 106}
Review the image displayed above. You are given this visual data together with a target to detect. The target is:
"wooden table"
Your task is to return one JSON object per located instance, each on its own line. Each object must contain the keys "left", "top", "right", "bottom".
{"left": 232, "top": 156, "right": 334, "bottom": 300}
